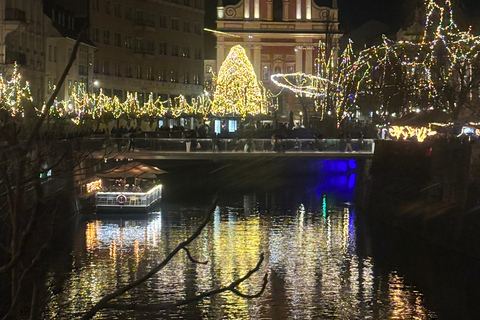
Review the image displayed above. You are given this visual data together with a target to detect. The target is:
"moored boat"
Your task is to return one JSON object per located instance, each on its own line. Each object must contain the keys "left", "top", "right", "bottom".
{"left": 95, "top": 184, "right": 162, "bottom": 212}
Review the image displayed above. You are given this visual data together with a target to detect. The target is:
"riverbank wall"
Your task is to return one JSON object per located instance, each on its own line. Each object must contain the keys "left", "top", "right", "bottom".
{"left": 356, "top": 140, "right": 480, "bottom": 258}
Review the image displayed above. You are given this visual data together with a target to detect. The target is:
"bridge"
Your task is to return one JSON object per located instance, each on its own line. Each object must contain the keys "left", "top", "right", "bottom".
{"left": 85, "top": 137, "right": 375, "bottom": 160}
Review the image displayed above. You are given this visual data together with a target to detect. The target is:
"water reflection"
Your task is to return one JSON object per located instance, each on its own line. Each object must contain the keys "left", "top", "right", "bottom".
{"left": 45, "top": 183, "right": 435, "bottom": 319}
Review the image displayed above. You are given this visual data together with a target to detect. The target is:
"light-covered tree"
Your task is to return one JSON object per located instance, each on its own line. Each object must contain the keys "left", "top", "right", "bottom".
{"left": 211, "top": 45, "right": 267, "bottom": 117}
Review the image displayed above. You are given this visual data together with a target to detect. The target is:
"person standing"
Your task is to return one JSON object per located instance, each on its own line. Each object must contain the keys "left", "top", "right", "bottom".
{"left": 270, "top": 134, "right": 276, "bottom": 152}
{"left": 294, "top": 137, "right": 301, "bottom": 151}
{"left": 344, "top": 133, "right": 353, "bottom": 152}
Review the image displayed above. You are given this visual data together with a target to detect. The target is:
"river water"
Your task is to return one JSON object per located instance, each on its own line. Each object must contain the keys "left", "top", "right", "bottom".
{"left": 42, "top": 159, "right": 480, "bottom": 319}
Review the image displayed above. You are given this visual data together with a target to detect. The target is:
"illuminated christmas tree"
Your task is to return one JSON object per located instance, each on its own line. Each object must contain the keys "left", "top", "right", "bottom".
{"left": 212, "top": 45, "right": 266, "bottom": 117}
{"left": 0, "top": 62, "right": 33, "bottom": 117}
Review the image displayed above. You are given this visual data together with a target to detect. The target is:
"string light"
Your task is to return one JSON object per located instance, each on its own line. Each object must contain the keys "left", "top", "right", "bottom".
{"left": 87, "top": 179, "right": 102, "bottom": 194}
{"left": 388, "top": 125, "right": 437, "bottom": 142}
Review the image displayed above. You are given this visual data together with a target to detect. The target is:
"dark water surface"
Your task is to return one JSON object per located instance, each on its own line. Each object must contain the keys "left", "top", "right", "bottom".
{"left": 43, "top": 160, "right": 480, "bottom": 319}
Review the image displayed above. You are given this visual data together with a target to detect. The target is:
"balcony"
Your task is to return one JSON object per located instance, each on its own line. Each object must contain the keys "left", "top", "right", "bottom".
{"left": 6, "top": 50, "right": 27, "bottom": 65}
{"left": 134, "top": 19, "right": 155, "bottom": 32}
{"left": 5, "top": 8, "right": 26, "bottom": 22}
{"left": 134, "top": 47, "right": 155, "bottom": 58}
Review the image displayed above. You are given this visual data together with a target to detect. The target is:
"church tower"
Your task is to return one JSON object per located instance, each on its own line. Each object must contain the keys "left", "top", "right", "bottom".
{"left": 215, "top": 0, "right": 341, "bottom": 115}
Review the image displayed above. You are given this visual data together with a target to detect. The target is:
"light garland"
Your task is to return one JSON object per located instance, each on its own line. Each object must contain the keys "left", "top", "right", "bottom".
{"left": 388, "top": 125, "right": 437, "bottom": 142}
{"left": 87, "top": 179, "right": 102, "bottom": 193}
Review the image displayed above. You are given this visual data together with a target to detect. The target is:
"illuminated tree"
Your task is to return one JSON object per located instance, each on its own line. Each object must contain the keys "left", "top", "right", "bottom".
{"left": 353, "top": 0, "right": 480, "bottom": 121}
{"left": 0, "top": 62, "right": 33, "bottom": 118}
{"left": 212, "top": 45, "right": 267, "bottom": 117}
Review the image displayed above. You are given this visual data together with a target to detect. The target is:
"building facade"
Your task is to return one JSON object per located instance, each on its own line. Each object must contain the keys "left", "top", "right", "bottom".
{"left": 0, "top": 0, "right": 48, "bottom": 106}
{"left": 89, "top": 0, "right": 205, "bottom": 104}
{"left": 215, "top": 0, "right": 341, "bottom": 116}
{"left": 0, "top": 0, "right": 95, "bottom": 108}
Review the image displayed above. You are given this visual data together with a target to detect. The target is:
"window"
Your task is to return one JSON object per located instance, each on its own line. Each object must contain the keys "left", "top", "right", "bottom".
{"left": 103, "top": 61, "right": 109, "bottom": 74}
{"left": 193, "top": 73, "right": 200, "bottom": 84}
{"left": 194, "top": 23, "right": 202, "bottom": 35}
{"left": 262, "top": 66, "right": 269, "bottom": 81}
{"left": 125, "top": 7, "right": 133, "bottom": 20}
{"left": 147, "top": 67, "right": 154, "bottom": 80}
{"left": 125, "top": 35, "right": 133, "bottom": 48}
{"left": 114, "top": 62, "right": 121, "bottom": 76}
{"left": 172, "top": 18, "right": 179, "bottom": 30}
{"left": 136, "top": 10, "right": 144, "bottom": 23}
{"left": 103, "top": 30, "right": 110, "bottom": 44}
{"left": 170, "top": 70, "right": 176, "bottom": 82}
{"left": 158, "top": 69, "right": 166, "bottom": 81}
{"left": 114, "top": 4, "right": 121, "bottom": 17}
{"left": 182, "top": 46, "right": 190, "bottom": 58}
{"left": 126, "top": 65, "right": 132, "bottom": 77}
{"left": 135, "top": 38, "right": 142, "bottom": 51}
{"left": 159, "top": 15, "right": 167, "bottom": 28}
{"left": 94, "top": 58, "right": 99, "bottom": 73}
{"left": 172, "top": 44, "right": 179, "bottom": 56}
{"left": 48, "top": 45, "right": 52, "bottom": 62}
{"left": 147, "top": 40, "right": 155, "bottom": 54}
{"left": 92, "top": 0, "right": 99, "bottom": 11}
{"left": 114, "top": 33, "right": 121, "bottom": 47}
{"left": 159, "top": 42, "right": 167, "bottom": 55}
{"left": 136, "top": 66, "right": 142, "bottom": 79}
{"left": 228, "top": 120, "right": 237, "bottom": 132}
{"left": 53, "top": 46, "right": 57, "bottom": 62}
{"left": 105, "top": 1, "right": 111, "bottom": 14}
{"left": 47, "top": 78, "right": 52, "bottom": 93}
{"left": 92, "top": 27, "right": 99, "bottom": 42}
{"left": 195, "top": 48, "right": 202, "bottom": 60}
{"left": 148, "top": 13, "right": 155, "bottom": 26}
{"left": 183, "top": 73, "right": 189, "bottom": 83}
{"left": 183, "top": 21, "right": 190, "bottom": 32}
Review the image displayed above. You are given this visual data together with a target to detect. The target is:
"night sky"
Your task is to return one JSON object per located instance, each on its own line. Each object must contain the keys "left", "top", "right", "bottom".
{"left": 207, "top": 0, "right": 480, "bottom": 31}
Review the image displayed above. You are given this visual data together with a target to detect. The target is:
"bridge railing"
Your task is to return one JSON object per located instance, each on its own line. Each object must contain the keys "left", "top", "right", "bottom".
{"left": 75, "top": 136, "right": 375, "bottom": 153}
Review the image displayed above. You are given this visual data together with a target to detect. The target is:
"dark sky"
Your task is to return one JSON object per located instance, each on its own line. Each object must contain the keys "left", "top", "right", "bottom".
{"left": 206, "top": 0, "right": 480, "bottom": 32}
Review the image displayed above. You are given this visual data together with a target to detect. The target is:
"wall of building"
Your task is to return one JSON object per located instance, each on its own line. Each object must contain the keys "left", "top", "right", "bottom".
{"left": 90, "top": 0, "right": 205, "bottom": 102}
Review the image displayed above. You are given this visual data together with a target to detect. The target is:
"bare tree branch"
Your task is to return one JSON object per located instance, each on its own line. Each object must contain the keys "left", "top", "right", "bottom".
{"left": 102, "top": 254, "right": 268, "bottom": 312}
{"left": 182, "top": 247, "right": 208, "bottom": 264}
{"left": 81, "top": 197, "right": 219, "bottom": 320}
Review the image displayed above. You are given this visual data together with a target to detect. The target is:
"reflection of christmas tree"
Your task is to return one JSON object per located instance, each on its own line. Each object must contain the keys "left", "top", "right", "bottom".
{"left": 212, "top": 45, "right": 266, "bottom": 117}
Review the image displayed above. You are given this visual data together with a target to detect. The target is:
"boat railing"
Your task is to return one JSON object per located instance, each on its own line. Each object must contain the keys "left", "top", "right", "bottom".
{"left": 95, "top": 185, "right": 162, "bottom": 209}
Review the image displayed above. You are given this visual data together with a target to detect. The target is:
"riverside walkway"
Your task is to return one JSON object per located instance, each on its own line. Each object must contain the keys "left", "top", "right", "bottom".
{"left": 85, "top": 137, "right": 375, "bottom": 160}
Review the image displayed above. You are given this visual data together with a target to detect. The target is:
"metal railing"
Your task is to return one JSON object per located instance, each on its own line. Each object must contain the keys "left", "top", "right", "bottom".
{"left": 75, "top": 136, "right": 375, "bottom": 154}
